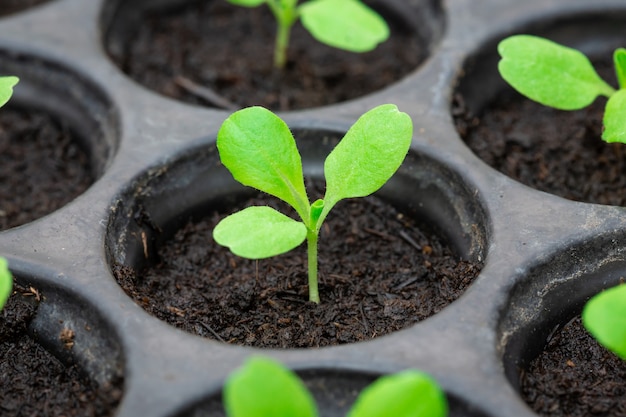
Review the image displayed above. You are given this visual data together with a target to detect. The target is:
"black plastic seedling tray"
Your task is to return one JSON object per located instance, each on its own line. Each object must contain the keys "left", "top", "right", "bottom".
{"left": 1, "top": 0, "right": 626, "bottom": 416}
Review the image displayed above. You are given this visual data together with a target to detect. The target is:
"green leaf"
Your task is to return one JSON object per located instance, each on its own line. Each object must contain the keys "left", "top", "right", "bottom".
{"left": 213, "top": 206, "right": 307, "bottom": 259}
{"left": 602, "top": 89, "right": 626, "bottom": 144}
{"left": 0, "top": 76, "right": 18, "bottom": 108}
{"left": 348, "top": 370, "right": 448, "bottom": 417}
{"left": 614, "top": 48, "right": 626, "bottom": 89}
{"left": 0, "top": 257, "right": 13, "bottom": 310}
{"left": 224, "top": 357, "right": 318, "bottom": 417}
{"left": 217, "top": 106, "right": 309, "bottom": 221}
{"left": 299, "top": 0, "right": 389, "bottom": 53}
{"left": 320, "top": 104, "right": 412, "bottom": 227}
{"left": 582, "top": 284, "right": 626, "bottom": 360}
{"left": 227, "top": 0, "right": 266, "bottom": 7}
{"left": 497, "top": 35, "right": 615, "bottom": 110}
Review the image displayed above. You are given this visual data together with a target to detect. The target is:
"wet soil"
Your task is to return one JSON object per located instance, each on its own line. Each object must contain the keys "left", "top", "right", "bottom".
{"left": 114, "top": 182, "right": 481, "bottom": 349}
{"left": 0, "top": 107, "right": 93, "bottom": 230}
{"left": 520, "top": 316, "right": 626, "bottom": 417}
{"left": 0, "top": 284, "right": 123, "bottom": 416}
{"left": 105, "top": 0, "right": 426, "bottom": 111}
{"left": 454, "top": 59, "right": 626, "bottom": 206}
{"left": 0, "top": 0, "right": 51, "bottom": 16}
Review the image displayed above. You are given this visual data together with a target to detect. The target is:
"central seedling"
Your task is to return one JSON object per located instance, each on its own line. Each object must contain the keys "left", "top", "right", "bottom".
{"left": 497, "top": 35, "right": 626, "bottom": 144}
{"left": 226, "top": 0, "right": 390, "bottom": 69}
{"left": 213, "top": 104, "right": 412, "bottom": 303}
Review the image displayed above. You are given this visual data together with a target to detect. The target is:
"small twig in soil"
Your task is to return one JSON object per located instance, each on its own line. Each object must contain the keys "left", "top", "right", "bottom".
{"left": 174, "top": 76, "right": 239, "bottom": 111}
{"left": 392, "top": 277, "right": 419, "bottom": 290}
{"left": 199, "top": 322, "right": 226, "bottom": 343}
{"left": 398, "top": 230, "right": 422, "bottom": 251}
{"left": 364, "top": 227, "right": 396, "bottom": 241}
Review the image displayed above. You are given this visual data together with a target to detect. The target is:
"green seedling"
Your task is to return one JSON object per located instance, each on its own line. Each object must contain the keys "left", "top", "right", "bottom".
{"left": 0, "top": 257, "right": 13, "bottom": 310}
{"left": 582, "top": 283, "right": 626, "bottom": 360}
{"left": 226, "top": 0, "right": 390, "bottom": 69}
{"left": 0, "top": 76, "right": 18, "bottom": 108}
{"left": 213, "top": 104, "right": 412, "bottom": 303}
{"left": 497, "top": 34, "right": 626, "bottom": 143}
{"left": 224, "top": 356, "right": 448, "bottom": 417}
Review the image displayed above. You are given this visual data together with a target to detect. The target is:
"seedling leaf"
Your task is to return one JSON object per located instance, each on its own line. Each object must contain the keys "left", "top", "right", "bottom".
{"left": 321, "top": 104, "right": 412, "bottom": 225}
{"left": 498, "top": 35, "right": 615, "bottom": 110}
{"left": 347, "top": 370, "right": 448, "bottom": 417}
{"left": 582, "top": 284, "right": 626, "bottom": 360}
{"left": 614, "top": 48, "right": 626, "bottom": 89}
{"left": 602, "top": 89, "right": 626, "bottom": 144}
{"left": 224, "top": 357, "right": 318, "bottom": 417}
{"left": 0, "top": 257, "right": 13, "bottom": 310}
{"left": 227, "top": 0, "right": 266, "bottom": 7}
{"left": 213, "top": 206, "right": 307, "bottom": 259}
{"left": 217, "top": 106, "right": 309, "bottom": 220}
{"left": 299, "top": 0, "right": 389, "bottom": 52}
{"left": 0, "top": 76, "right": 18, "bottom": 108}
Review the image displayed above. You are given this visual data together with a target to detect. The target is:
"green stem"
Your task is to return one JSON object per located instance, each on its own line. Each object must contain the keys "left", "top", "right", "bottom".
{"left": 306, "top": 229, "right": 320, "bottom": 303}
{"left": 274, "top": 20, "right": 291, "bottom": 69}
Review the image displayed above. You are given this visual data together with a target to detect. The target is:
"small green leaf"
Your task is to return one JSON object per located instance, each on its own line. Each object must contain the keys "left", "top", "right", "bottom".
{"left": 348, "top": 370, "right": 448, "bottom": 417}
{"left": 0, "top": 76, "right": 18, "bottom": 108}
{"left": 224, "top": 357, "right": 318, "bottom": 417}
{"left": 0, "top": 257, "right": 13, "bottom": 310}
{"left": 227, "top": 0, "right": 266, "bottom": 7}
{"left": 299, "top": 0, "right": 389, "bottom": 53}
{"left": 582, "top": 284, "right": 626, "bottom": 360}
{"left": 213, "top": 206, "right": 307, "bottom": 259}
{"left": 321, "top": 104, "right": 412, "bottom": 226}
{"left": 614, "top": 48, "right": 626, "bottom": 89}
{"left": 217, "top": 106, "right": 309, "bottom": 221}
{"left": 498, "top": 35, "right": 615, "bottom": 110}
{"left": 602, "top": 89, "right": 626, "bottom": 144}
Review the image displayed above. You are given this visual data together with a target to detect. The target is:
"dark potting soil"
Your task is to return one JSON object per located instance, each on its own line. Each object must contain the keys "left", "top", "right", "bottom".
{"left": 105, "top": 0, "right": 425, "bottom": 111}
{"left": 0, "top": 107, "right": 93, "bottom": 230}
{"left": 0, "top": 0, "right": 51, "bottom": 16}
{"left": 0, "top": 284, "right": 123, "bottom": 416}
{"left": 520, "top": 315, "right": 626, "bottom": 417}
{"left": 454, "top": 58, "right": 626, "bottom": 206}
{"left": 114, "top": 183, "right": 481, "bottom": 348}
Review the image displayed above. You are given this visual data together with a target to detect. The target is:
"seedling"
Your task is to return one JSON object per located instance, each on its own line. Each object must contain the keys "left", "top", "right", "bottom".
{"left": 0, "top": 76, "right": 18, "bottom": 108}
{"left": 497, "top": 34, "right": 626, "bottom": 143}
{"left": 226, "top": 0, "right": 390, "bottom": 69}
{"left": 224, "top": 356, "right": 448, "bottom": 417}
{"left": 213, "top": 104, "right": 412, "bottom": 303}
{"left": 582, "top": 283, "right": 626, "bottom": 360}
{"left": 0, "top": 257, "right": 13, "bottom": 310}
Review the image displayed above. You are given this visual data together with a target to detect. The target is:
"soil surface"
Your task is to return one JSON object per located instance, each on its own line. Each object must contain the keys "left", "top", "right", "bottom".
{"left": 115, "top": 181, "right": 481, "bottom": 348}
{"left": 0, "top": 0, "right": 51, "bottom": 16}
{"left": 105, "top": 0, "right": 426, "bottom": 111}
{"left": 520, "top": 315, "right": 626, "bottom": 417}
{"left": 0, "top": 284, "right": 123, "bottom": 416}
{"left": 454, "top": 58, "right": 626, "bottom": 206}
{"left": 0, "top": 107, "right": 93, "bottom": 230}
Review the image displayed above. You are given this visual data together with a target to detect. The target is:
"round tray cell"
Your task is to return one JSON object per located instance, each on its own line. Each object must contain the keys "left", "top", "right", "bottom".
{"left": 101, "top": 0, "right": 445, "bottom": 111}
{"left": 172, "top": 368, "right": 492, "bottom": 417}
{"left": 0, "top": 50, "right": 119, "bottom": 230}
{"left": 106, "top": 127, "right": 487, "bottom": 348}
{"left": 1, "top": 269, "right": 124, "bottom": 416}
{"left": 0, "top": 0, "right": 55, "bottom": 17}
{"left": 498, "top": 233, "right": 626, "bottom": 416}
{"left": 452, "top": 11, "right": 626, "bottom": 206}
